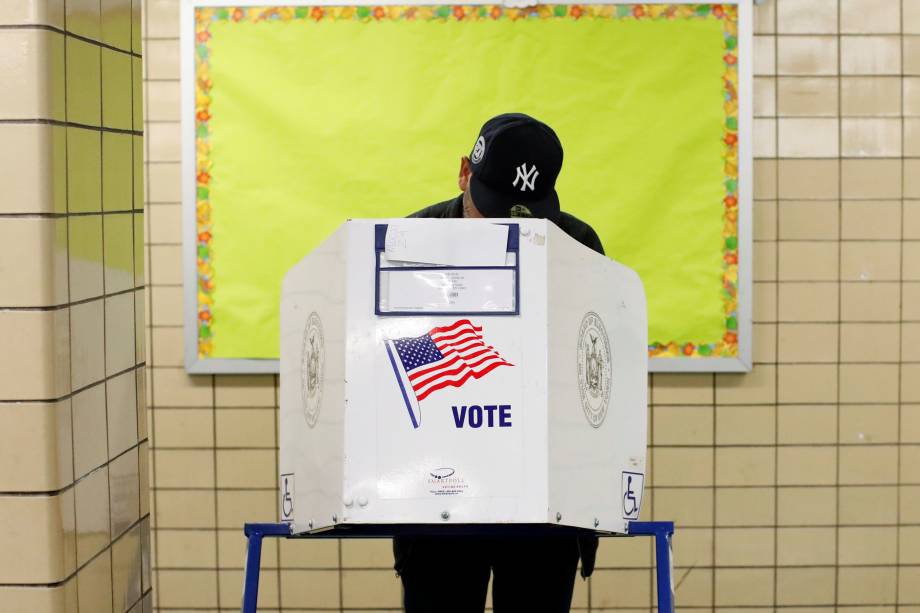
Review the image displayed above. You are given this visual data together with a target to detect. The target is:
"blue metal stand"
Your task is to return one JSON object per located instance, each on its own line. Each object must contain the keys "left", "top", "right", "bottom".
{"left": 242, "top": 523, "right": 292, "bottom": 613}
{"left": 240, "top": 521, "right": 674, "bottom": 613}
{"left": 627, "top": 521, "right": 675, "bottom": 613}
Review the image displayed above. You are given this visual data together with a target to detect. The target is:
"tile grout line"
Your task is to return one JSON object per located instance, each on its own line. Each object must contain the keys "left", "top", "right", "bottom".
{"left": 0, "top": 513, "right": 150, "bottom": 590}
{"left": 0, "top": 22, "right": 141, "bottom": 57}
{"left": 212, "top": 372, "right": 221, "bottom": 610}
{"left": 834, "top": 2, "right": 843, "bottom": 607}
{"left": 896, "top": 1, "right": 906, "bottom": 608}
{"left": 0, "top": 438, "right": 148, "bottom": 498}
{"left": 339, "top": 514, "right": 344, "bottom": 610}
{"left": 0, "top": 363, "right": 144, "bottom": 405}
{"left": 140, "top": 0, "right": 163, "bottom": 607}
{"left": 771, "top": 3, "right": 780, "bottom": 610}
{"left": 0, "top": 285, "right": 142, "bottom": 313}
{"left": 61, "top": 0, "right": 81, "bottom": 604}
{"left": 645, "top": 370, "right": 652, "bottom": 613}
{"left": 0, "top": 117, "right": 143, "bottom": 135}
{"left": 0, "top": 209, "right": 140, "bottom": 219}
{"left": 95, "top": 1, "right": 119, "bottom": 609}
{"left": 274, "top": 374, "right": 283, "bottom": 611}
{"left": 710, "top": 370, "right": 716, "bottom": 611}
{"left": 129, "top": 4, "right": 149, "bottom": 605}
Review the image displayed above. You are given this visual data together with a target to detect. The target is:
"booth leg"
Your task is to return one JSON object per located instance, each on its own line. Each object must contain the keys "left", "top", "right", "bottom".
{"left": 653, "top": 529, "right": 674, "bottom": 613}
{"left": 241, "top": 532, "right": 262, "bottom": 613}
{"left": 628, "top": 521, "right": 675, "bottom": 613}
{"left": 242, "top": 523, "right": 291, "bottom": 613}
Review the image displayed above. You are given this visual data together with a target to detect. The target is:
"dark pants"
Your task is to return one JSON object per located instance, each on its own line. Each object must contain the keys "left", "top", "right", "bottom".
{"left": 394, "top": 535, "right": 580, "bottom": 613}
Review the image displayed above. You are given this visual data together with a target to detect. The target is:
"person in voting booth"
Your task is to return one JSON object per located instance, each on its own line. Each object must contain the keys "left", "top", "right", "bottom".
{"left": 394, "top": 113, "right": 604, "bottom": 613}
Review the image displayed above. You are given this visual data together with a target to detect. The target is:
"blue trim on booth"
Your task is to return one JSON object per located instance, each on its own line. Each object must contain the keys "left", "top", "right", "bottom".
{"left": 373, "top": 223, "right": 521, "bottom": 317}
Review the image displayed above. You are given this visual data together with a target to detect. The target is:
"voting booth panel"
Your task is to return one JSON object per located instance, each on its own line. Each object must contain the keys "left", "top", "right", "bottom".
{"left": 279, "top": 228, "right": 347, "bottom": 526}
{"left": 547, "top": 232, "right": 648, "bottom": 532}
{"left": 279, "top": 219, "right": 647, "bottom": 535}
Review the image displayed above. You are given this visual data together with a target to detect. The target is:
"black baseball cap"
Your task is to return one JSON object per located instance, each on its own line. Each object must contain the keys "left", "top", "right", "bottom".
{"left": 467, "top": 113, "right": 563, "bottom": 221}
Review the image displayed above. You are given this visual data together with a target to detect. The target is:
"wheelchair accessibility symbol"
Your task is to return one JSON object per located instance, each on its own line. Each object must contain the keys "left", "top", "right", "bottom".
{"left": 621, "top": 471, "right": 644, "bottom": 520}
{"left": 280, "top": 473, "right": 295, "bottom": 522}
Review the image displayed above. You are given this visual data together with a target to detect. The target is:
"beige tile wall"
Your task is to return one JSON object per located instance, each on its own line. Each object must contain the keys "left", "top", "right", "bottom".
{"left": 0, "top": 0, "right": 150, "bottom": 612}
{"left": 142, "top": 0, "right": 920, "bottom": 610}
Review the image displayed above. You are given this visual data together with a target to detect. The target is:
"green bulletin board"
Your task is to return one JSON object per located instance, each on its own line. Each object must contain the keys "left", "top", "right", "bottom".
{"left": 183, "top": 1, "right": 752, "bottom": 373}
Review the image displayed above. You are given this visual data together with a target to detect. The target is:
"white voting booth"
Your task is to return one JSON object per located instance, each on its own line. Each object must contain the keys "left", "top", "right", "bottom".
{"left": 279, "top": 218, "right": 647, "bottom": 535}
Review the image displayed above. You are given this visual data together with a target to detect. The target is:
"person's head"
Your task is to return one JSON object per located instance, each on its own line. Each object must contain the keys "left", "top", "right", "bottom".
{"left": 457, "top": 113, "right": 563, "bottom": 221}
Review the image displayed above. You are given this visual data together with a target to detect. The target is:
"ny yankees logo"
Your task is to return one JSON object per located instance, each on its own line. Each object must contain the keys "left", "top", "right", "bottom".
{"left": 512, "top": 163, "right": 539, "bottom": 192}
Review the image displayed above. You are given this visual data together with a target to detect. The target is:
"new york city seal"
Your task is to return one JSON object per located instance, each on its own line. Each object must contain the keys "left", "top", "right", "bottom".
{"left": 576, "top": 311, "right": 612, "bottom": 428}
{"left": 301, "top": 312, "right": 324, "bottom": 428}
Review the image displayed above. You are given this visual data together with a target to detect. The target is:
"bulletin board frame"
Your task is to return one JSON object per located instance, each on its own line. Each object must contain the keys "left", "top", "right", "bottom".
{"left": 180, "top": 0, "right": 753, "bottom": 374}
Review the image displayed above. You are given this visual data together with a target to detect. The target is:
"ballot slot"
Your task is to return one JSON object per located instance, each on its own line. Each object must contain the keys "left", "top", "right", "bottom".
{"left": 374, "top": 223, "right": 520, "bottom": 316}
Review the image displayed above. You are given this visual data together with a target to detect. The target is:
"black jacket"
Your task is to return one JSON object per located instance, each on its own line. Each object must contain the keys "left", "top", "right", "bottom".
{"left": 401, "top": 194, "right": 603, "bottom": 578}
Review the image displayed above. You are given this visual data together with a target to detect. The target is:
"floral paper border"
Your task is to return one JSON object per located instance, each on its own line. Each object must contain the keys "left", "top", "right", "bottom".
{"left": 194, "top": 3, "right": 740, "bottom": 359}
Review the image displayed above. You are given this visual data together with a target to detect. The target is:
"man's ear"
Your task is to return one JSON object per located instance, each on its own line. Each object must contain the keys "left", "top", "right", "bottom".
{"left": 458, "top": 156, "right": 472, "bottom": 191}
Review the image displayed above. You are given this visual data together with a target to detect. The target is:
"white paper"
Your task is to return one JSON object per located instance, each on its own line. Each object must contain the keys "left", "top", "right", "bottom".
{"left": 385, "top": 221, "right": 510, "bottom": 266}
{"left": 379, "top": 251, "right": 517, "bottom": 268}
{"left": 380, "top": 251, "right": 517, "bottom": 270}
{"left": 380, "top": 269, "right": 516, "bottom": 313}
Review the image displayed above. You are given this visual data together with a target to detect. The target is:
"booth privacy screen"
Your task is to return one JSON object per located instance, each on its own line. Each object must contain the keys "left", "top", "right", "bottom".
{"left": 185, "top": 2, "right": 750, "bottom": 372}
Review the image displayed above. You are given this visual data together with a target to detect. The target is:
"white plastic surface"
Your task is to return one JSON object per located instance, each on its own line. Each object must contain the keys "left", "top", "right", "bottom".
{"left": 279, "top": 219, "right": 647, "bottom": 534}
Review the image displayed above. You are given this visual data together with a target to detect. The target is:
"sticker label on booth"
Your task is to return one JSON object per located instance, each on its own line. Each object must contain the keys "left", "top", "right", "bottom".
{"left": 280, "top": 473, "right": 295, "bottom": 522}
{"left": 622, "top": 471, "right": 644, "bottom": 520}
{"left": 376, "top": 319, "right": 523, "bottom": 499}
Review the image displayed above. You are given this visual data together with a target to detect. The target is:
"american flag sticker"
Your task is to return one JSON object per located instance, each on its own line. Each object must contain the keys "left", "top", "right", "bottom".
{"left": 384, "top": 320, "right": 513, "bottom": 428}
